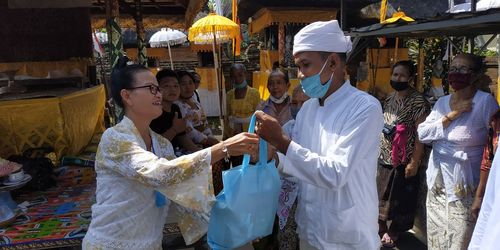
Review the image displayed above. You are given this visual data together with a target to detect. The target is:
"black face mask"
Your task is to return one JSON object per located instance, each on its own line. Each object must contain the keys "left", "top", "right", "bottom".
{"left": 390, "top": 80, "right": 410, "bottom": 91}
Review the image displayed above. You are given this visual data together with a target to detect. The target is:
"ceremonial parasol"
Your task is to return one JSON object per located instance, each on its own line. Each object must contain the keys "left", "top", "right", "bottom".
{"left": 149, "top": 28, "right": 188, "bottom": 70}
{"left": 188, "top": 13, "right": 240, "bottom": 117}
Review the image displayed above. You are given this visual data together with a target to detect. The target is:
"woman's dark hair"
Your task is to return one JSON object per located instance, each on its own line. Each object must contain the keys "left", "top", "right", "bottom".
{"left": 392, "top": 60, "right": 416, "bottom": 77}
{"left": 156, "top": 69, "right": 178, "bottom": 83}
{"left": 176, "top": 70, "right": 195, "bottom": 83}
{"left": 455, "top": 53, "right": 485, "bottom": 73}
{"left": 111, "top": 56, "right": 149, "bottom": 108}
{"left": 268, "top": 69, "right": 289, "bottom": 84}
{"left": 229, "top": 63, "right": 246, "bottom": 76}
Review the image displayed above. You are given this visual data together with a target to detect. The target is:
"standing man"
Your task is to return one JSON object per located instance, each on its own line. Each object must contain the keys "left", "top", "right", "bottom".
{"left": 255, "top": 20, "right": 383, "bottom": 250}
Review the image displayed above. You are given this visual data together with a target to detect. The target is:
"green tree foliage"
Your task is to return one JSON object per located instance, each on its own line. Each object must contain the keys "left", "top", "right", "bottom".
{"left": 406, "top": 38, "right": 447, "bottom": 93}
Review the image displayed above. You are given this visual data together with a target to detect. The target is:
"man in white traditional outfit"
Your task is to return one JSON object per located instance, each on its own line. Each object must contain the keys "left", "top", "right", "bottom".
{"left": 255, "top": 20, "right": 383, "bottom": 250}
{"left": 469, "top": 147, "right": 500, "bottom": 250}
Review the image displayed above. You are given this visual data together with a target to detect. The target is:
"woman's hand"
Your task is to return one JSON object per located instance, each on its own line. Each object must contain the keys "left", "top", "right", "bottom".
{"left": 448, "top": 99, "right": 473, "bottom": 120}
{"left": 210, "top": 133, "right": 259, "bottom": 165}
{"left": 224, "top": 132, "right": 259, "bottom": 157}
{"left": 471, "top": 196, "right": 483, "bottom": 221}
{"left": 405, "top": 162, "right": 419, "bottom": 178}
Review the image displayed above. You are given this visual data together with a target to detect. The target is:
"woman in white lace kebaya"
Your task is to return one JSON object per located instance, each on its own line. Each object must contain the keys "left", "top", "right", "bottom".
{"left": 418, "top": 54, "right": 499, "bottom": 249}
{"left": 82, "top": 59, "right": 259, "bottom": 250}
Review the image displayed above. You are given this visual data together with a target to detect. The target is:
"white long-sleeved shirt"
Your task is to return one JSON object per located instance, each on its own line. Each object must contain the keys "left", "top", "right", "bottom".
{"left": 418, "top": 91, "right": 498, "bottom": 202}
{"left": 277, "top": 81, "right": 383, "bottom": 250}
{"left": 469, "top": 147, "right": 500, "bottom": 249}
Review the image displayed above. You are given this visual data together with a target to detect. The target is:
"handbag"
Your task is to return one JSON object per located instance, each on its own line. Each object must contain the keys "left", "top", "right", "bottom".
{"left": 207, "top": 113, "right": 281, "bottom": 250}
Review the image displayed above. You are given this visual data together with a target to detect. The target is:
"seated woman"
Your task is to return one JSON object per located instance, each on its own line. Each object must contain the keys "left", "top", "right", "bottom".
{"left": 257, "top": 69, "right": 292, "bottom": 126}
{"left": 150, "top": 69, "right": 200, "bottom": 155}
{"left": 418, "top": 53, "right": 499, "bottom": 250}
{"left": 175, "top": 71, "right": 218, "bottom": 148}
{"left": 82, "top": 58, "right": 259, "bottom": 250}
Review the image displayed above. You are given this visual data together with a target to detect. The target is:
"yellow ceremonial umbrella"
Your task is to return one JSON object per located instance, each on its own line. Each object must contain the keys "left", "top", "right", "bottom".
{"left": 188, "top": 13, "right": 240, "bottom": 118}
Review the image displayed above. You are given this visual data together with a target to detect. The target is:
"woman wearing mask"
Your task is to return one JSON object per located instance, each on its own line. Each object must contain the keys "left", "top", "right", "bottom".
{"left": 82, "top": 58, "right": 259, "bottom": 250}
{"left": 257, "top": 70, "right": 292, "bottom": 126}
{"left": 377, "top": 61, "right": 431, "bottom": 248}
{"left": 418, "top": 54, "right": 499, "bottom": 249}
{"left": 224, "top": 63, "right": 261, "bottom": 166}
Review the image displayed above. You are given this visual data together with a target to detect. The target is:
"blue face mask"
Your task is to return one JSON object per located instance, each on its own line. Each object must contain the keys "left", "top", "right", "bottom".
{"left": 300, "top": 59, "right": 333, "bottom": 98}
{"left": 290, "top": 105, "right": 300, "bottom": 119}
{"left": 234, "top": 80, "right": 247, "bottom": 89}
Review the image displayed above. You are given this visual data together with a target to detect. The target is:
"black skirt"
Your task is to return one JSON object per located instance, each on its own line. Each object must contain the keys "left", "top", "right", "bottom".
{"left": 377, "top": 164, "right": 420, "bottom": 232}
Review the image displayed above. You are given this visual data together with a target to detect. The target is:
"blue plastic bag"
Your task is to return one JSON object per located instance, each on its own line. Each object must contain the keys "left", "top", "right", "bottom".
{"left": 207, "top": 113, "right": 281, "bottom": 250}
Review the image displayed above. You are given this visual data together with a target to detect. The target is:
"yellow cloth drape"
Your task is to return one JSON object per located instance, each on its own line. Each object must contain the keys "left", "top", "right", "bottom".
{"left": 366, "top": 48, "right": 409, "bottom": 97}
{"left": 0, "top": 85, "right": 105, "bottom": 159}
{"left": 253, "top": 71, "right": 271, "bottom": 100}
{"left": 195, "top": 68, "right": 222, "bottom": 91}
{"left": 0, "top": 60, "right": 88, "bottom": 78}
{"left": 380, "top": 0, "right": 388, "bottom": 23}
{"left": 232, "top": 0, "right": 241, "bottom": 56}
{"left": 260, "top": 50, "right": 279, "bottom": 72}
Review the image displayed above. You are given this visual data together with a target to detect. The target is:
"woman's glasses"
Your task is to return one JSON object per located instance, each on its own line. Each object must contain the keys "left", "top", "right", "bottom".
{"left": 449, "top": 66, "right": 473, "bottom": 74}
{"left": 126, "top": 84, "right": 161, "bottom": 95}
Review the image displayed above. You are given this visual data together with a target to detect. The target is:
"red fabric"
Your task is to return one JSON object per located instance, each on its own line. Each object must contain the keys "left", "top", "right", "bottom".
{"left": 392, "top": 124, "right": 409, "bottom": 167}
{"left": 480, "top": 110, "right": 500, "bottom": 171}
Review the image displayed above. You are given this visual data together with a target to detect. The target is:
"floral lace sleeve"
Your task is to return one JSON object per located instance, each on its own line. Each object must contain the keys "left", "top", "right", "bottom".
{"left": 97, "top": 126, "right": 215, "bottom": 244}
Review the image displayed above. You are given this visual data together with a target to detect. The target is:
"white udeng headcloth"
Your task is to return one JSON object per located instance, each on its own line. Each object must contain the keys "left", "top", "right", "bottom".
{"left": 293, "top": 20, "right": 352, "bottom": 56}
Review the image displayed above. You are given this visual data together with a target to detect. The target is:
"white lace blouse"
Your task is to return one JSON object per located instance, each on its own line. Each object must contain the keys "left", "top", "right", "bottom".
{"left": 82, "top": 116, "right": 215, "bottom": 250}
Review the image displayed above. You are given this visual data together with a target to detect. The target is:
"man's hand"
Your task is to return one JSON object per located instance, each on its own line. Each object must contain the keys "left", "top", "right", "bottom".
{"left": 254, "top": 111, "right": 291, "bottom": 154}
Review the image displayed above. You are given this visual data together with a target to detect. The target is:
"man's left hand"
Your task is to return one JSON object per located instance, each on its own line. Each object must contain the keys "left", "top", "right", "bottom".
{"left": 254, "top": 111, "right": 291, "bottom": 154}
{"left": 405, "top": 162, "right": 419, "bottom": 178}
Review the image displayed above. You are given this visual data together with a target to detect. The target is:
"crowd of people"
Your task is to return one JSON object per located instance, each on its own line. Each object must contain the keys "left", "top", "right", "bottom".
{"left": 82, "top": 19, "right": 500, "bottom": 250}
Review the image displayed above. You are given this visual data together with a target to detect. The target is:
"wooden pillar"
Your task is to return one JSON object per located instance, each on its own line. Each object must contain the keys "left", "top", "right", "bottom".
{"left": 135, "top": 0, "right": 147, "bottom": 66}
{"left": 278, "top": 23, "right": 285, "bottom": 67}
{"left": 106, "top": 0, "right": 124, "bottom": 68}
{"left": 284, "top": 23, "right": 293, "bottom": 69}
